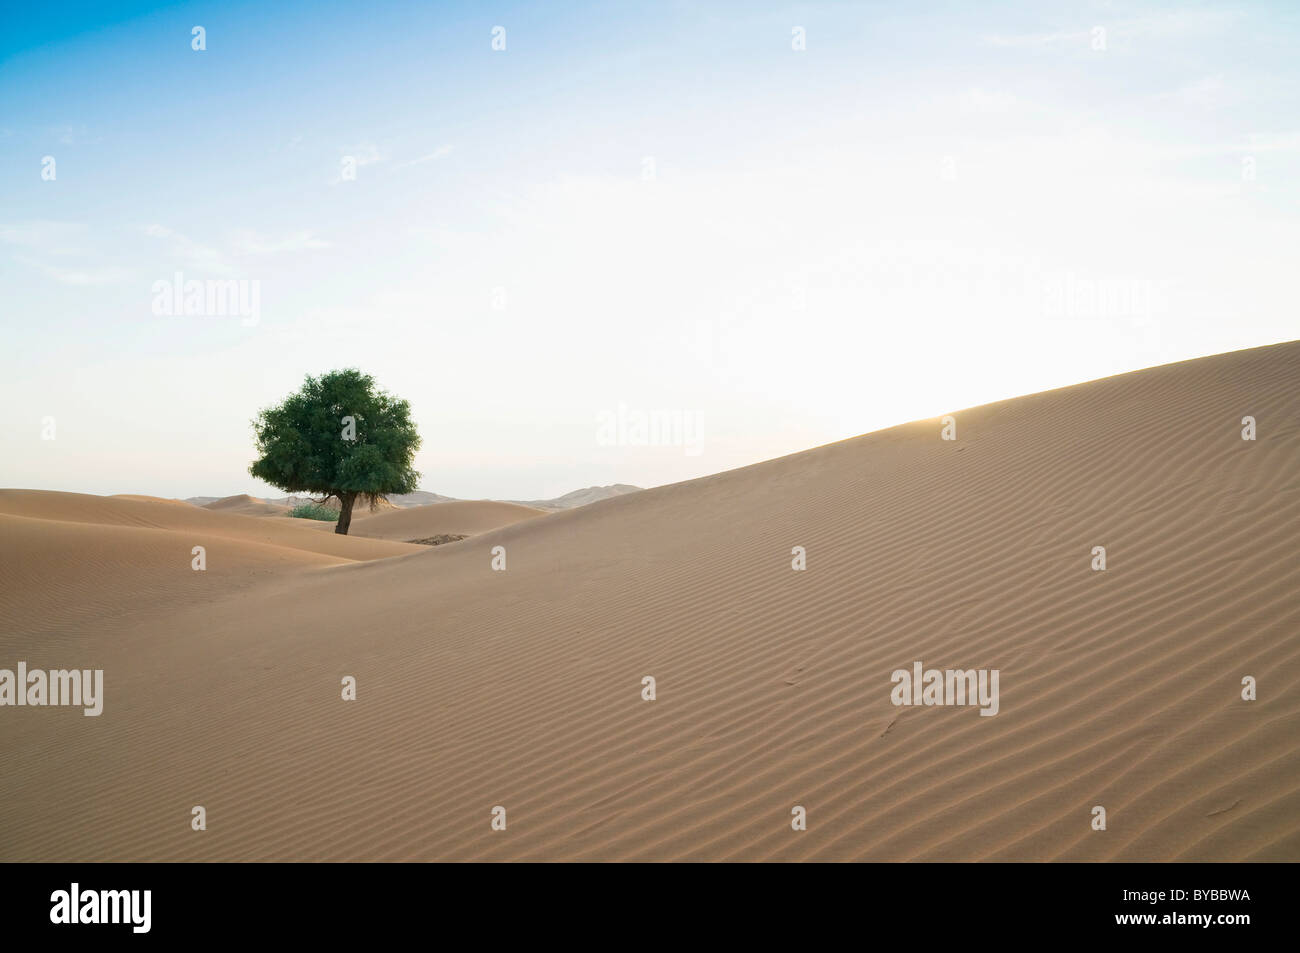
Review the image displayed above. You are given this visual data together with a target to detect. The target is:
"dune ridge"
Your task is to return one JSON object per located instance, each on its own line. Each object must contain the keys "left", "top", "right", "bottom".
{"left": 1, "top": 341, "right": 1296, "bottom": 861}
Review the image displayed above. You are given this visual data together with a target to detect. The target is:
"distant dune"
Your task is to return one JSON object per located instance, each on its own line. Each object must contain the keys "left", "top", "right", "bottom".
{"left": 2, "top": 342, "right": 1297, "bottom": 861}
{"left": 201, "top": 494, "right": 291, "bottom": 518}
{"left": 509, "top": 484, "right": 642, "bottom": 510}
{"left": 312, "top": 499, "right": 547, "bottom": 542}
{"left": 184, "top": 485, "right": 640, "bottom": 515}
{"left": 269, "top": 495, "right": 401, "bottom": 516}
{"left": 378, "top": 486, "right": 641, "bottom": 510}
{"left": 372, "top": 490, "right": 460, "bottom": 507}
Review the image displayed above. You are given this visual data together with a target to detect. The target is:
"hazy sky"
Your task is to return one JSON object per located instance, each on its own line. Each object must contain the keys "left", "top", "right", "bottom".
{"left": 2, "top": 0, "right": 1297, "bottom": 500}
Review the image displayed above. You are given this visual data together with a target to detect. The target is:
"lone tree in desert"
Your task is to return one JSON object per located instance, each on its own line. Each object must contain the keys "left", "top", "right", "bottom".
{"left": 249, "top": 368, "right": 421, "bottom": 534}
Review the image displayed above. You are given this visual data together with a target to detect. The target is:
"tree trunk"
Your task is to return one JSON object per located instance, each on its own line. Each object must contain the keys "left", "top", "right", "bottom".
{"left": 335, "top": 492, "right": 357, "bottom": 534}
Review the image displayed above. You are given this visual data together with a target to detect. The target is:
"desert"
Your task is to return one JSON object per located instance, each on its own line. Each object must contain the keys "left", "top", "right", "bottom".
{"left": 2, "top": 341, "right": 1296, "bottom": 862}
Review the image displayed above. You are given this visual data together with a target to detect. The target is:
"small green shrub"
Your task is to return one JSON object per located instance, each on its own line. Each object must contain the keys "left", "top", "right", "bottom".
{"left": 288, "top": 502, "right": 337, "bottom": 521}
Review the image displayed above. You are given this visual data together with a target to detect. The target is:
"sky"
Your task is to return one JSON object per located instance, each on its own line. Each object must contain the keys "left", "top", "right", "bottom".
{"left": 1, "top": 0, "right": 1297, "bottom": 500}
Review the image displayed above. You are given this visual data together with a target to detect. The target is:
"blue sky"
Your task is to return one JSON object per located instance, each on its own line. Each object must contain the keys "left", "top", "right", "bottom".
{"left": 2, "top": 1, "right": 1298, "bottom": 499}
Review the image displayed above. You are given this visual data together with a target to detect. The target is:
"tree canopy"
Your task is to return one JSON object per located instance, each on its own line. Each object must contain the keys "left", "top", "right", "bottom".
{"left": 249, "top": 369, "right": 421, "bottom": 534}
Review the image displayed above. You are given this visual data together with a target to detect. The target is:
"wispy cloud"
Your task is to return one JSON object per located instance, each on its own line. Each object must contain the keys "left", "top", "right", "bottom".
{"left": 13, "top": 254, "right": 126, "bottom": 285}
{"left": 1243, "top": 131, "right": 1300, "bottom": 153}
{"left": 348, "top": 142, "right": 384, "bottom": 165}
{"left": 143, "top": 223, "right": 234, "bottom": 274}
{"left": 983, "top": 10, "right": 1243, "bottom": 50}
{"left": 1157, "top": 73, "right": 1228, "bottom": 109}
{"left": 1154, "top": 131, "right": 1300, "bottom": 161}
{"left": 0, "top": 221, "right": 105, "bottom": 283}
{"left": 54, "top": 124, "right": 101, "bottom": 146}
{"left": 397, "top": 144, "right": 453, "bottom": 168}
{"left": 958, "top": 88, "right": 1018, "bottom": 114}
{"left": 0, "top": 220, "right": 89, "bottom": 253}
{"left": 331, "top": 141, "right": 386, "bottom": 183}
{"left": 270, "top": 134, "right": 303, "bottom": 154}
{"left": 982, "top": 29, "right": 1086, "bottom": 49}
{"left": 231, "top": 229, "right": 331, "bottom": 255}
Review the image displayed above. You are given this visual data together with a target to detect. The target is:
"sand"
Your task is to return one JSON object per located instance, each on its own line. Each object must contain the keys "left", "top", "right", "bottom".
{"left": 1, "top": 341, "right": 1296, "bottom": 861}
{"left": 310, "top": 499, "right": 548, "bottom": 541}
{"left": 201, "top": 494, "right": 292, "bottom": 518}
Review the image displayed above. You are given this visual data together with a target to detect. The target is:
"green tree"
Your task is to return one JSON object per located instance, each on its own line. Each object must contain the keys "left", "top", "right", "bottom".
{"left": 249, "top": 369, "right": 421, "bottom": 534}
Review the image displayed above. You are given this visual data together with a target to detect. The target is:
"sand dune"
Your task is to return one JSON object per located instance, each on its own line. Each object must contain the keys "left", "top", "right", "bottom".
{"left": 0, "top": 512, "right": 352, "bottom": 640}
{"left": 202, "top": 494, "right": 291, "bottom": 518}
{"left": 1, "top": 342, "right": 1297, "bottom": 861}
{"left": 311, "top": 499, "right": 548, "bottom": 541}
{"left": 0, "top": 489, "right": 420, "bottom": 565}
{"left": 508, "top": 484, "right": 643, "bottom": 510}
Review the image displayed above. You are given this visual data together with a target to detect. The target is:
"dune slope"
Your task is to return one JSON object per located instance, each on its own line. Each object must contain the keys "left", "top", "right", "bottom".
{"left": 0, "top": 493, "right": 422, "bottom": 642}
{"left": 1, "top": 342, "right": 1297, "bottom": 861}
{"left": 322, "top": 499, "right": 548, "bottom": 541}
{"left": 0, "top": 489, "right": 418, "bottom": 562}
